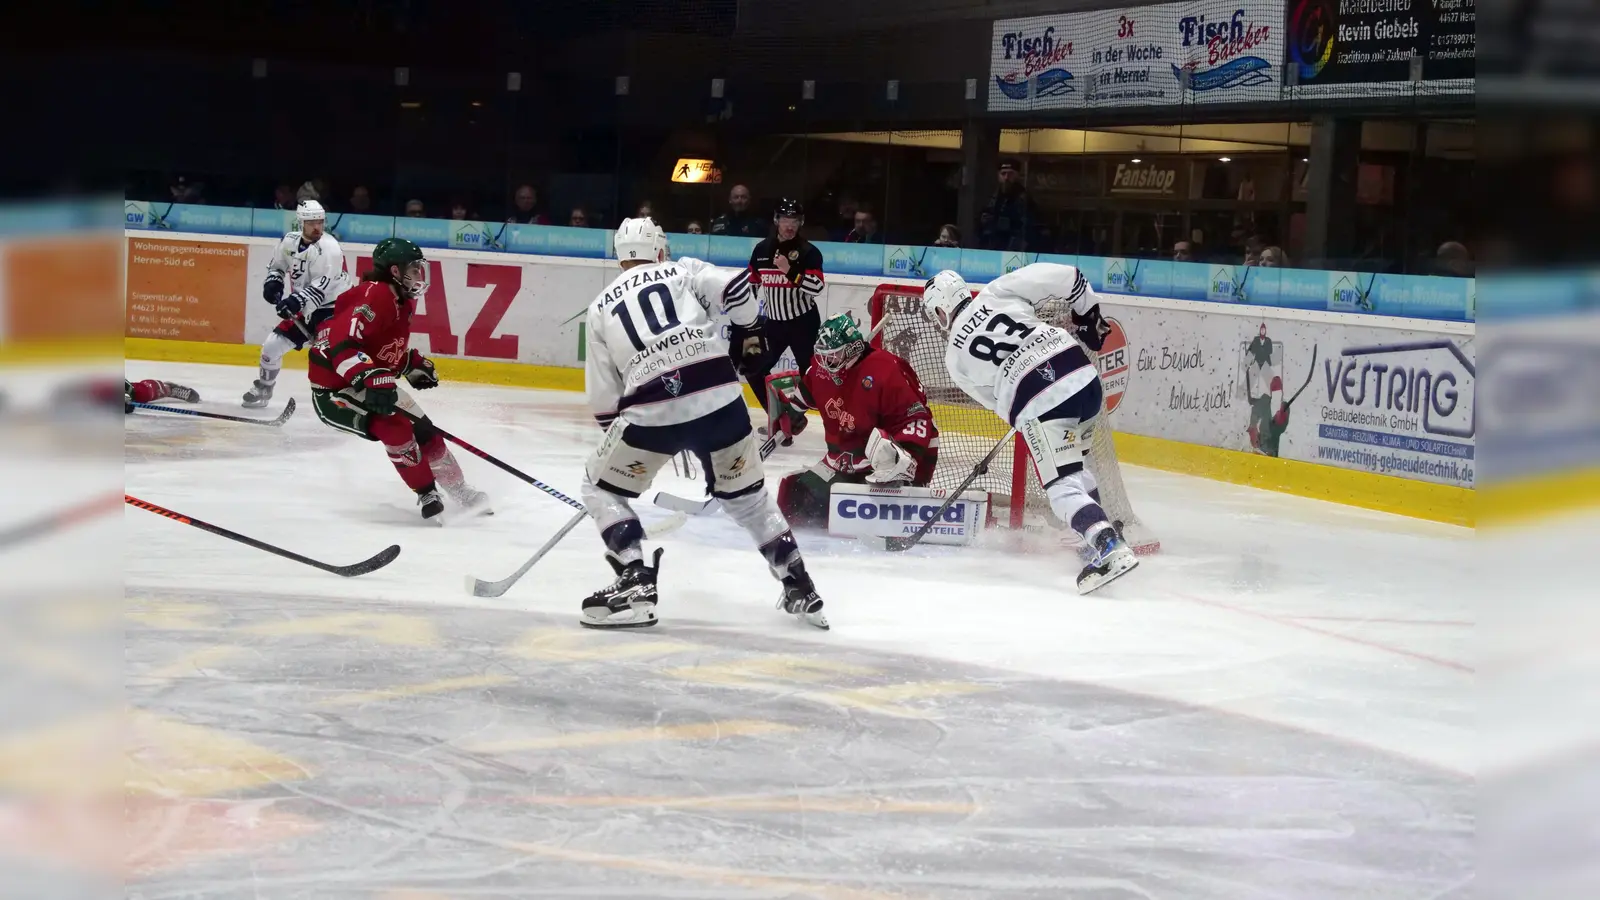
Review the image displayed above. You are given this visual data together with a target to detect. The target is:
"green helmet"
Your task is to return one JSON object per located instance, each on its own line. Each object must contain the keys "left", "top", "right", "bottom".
{"left": 371, "top": 237, "right": 429, "bottom": 297}
{"left": 814, "top": 313, "right": 867, "bottom": 377}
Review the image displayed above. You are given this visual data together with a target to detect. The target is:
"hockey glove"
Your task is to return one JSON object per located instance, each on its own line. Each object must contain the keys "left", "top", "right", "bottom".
{"left": 354, "top": 368, "right": 400, "bottom": 416}
{"left": 275, "top": 292, "right": 304, "bottom": 319}
{"left": 403, "top": 350, "right": 439, "bottom": 389}
{"left": 1070, "top": 304, "right": 1111, "bottom": 352}
{"left": 263, "top": 277, "right": 285, "bottom": 306}
{"left": 864, "top": 428, "right": 918, "bottom": 485}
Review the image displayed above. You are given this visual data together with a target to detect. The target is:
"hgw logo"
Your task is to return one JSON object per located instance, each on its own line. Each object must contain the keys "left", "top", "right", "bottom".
{"left": 995, "top": 24, "right": 1076, "bottom": 100}
{"left": 1174, "top": 9, "right": 1274, "bottom": 92}
{"left": 1324, "top": 340, "right": 1475, "bottom": 438}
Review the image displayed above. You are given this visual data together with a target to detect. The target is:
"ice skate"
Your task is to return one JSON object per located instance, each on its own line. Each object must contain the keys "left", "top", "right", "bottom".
{"left": 581, "top": 549, "right": 662, "bottom": 629}
{"left": 1076, "top": 526, "right": 1138, "bottom": 595}
{"left": 162, "top": 382, "right": 201, "bottom": 403}
{"left": 777, "top": 570, "right": 829, "bottom": 630}
{"left": 241, "top": 380, "right": 274, "bottom": 409}
{"left": 416, "top": 486, "right": 445, "bottom": 522}
{"left": 444, "top": 482, "right": 494, "bottom": 517}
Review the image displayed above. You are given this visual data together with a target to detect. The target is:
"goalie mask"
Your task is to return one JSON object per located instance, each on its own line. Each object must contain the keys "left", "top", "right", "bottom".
{"left": 814, "top": 313, "right": 867, "bottom": 380}
{"left": 372, "top": 237, "right": 430, "bottom": 298}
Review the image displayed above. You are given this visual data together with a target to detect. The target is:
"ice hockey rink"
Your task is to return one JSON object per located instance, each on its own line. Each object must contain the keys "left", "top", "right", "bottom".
{"left": 112, "top": 360, "right": 1472, "bottom": 899}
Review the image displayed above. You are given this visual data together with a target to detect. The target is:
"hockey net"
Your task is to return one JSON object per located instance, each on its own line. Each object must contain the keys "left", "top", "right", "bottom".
{"left": 869, "top": 284, "right": 1160, "bottom": 555}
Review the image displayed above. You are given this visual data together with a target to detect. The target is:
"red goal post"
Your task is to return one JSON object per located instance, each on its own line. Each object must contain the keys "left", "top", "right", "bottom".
{"left": 868, "top": 282, "right": 1034, "bottom": 529}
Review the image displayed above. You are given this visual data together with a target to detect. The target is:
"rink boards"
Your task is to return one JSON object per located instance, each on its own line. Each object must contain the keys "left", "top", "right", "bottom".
{"left": 124, "top": 231, "right": 1476, "bottom": 526}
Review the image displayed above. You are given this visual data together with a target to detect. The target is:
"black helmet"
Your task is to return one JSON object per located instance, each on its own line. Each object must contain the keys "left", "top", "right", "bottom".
{"left": 774, "top": 198, "right": 804, "bottom": 220}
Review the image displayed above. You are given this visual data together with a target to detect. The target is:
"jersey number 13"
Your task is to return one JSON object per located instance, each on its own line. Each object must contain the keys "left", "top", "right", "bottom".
{"left": 611, "top": 283, "right": 681, "bottom": 352}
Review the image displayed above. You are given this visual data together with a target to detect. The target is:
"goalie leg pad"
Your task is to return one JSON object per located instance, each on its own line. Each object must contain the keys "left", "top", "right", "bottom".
{"left": 776, "top": 469, "right": 833, "bottom": 528}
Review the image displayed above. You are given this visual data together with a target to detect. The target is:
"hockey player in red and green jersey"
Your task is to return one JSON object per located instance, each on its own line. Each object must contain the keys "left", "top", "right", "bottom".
{"left": 767, "top": 314, "right": 940, "bottom": 527}
{"left": 308, "top": 237, "right": 488, "bottom": 521}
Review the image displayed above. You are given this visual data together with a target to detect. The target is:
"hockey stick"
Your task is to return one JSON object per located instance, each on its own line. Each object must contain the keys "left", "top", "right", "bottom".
{"left": 125, "top": 494, "right": 400, "bottom": 576}
{"left": 653, "top": 434, "right": 778, "bottom": 515}
{"left": 885, "top": 428, "right": 1017, "bottom": 552}
{"left": 1284, "top": 344, "right": 1319, "bottom": 407}
{"left": 131, "top": 397, "right": 297, "bottom": 426}
{"left": 0, "top": 491, "right": 121, "bottom": 552}
{"left": 416, "top": 420, "right": 587, "bottom": 510}
{"left": 466, "top": 509, "right": 587, "bottom": 598}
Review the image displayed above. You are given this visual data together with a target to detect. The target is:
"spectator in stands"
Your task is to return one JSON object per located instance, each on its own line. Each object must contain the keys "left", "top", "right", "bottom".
{"left": 979, "top": 159, "right": 1035, "bottom": 251}
{"left": 404, "top": 199, "right": 426, "bottom": 218}
{"left": 1243, "top": 233, "right": 1268, "bottom": 266}
{"left": 685, "top": 220, "right": 705, "bottom": 234}
{"left": 1259, "top": 246, "right": 1288, "bottom": 268}
{"left": 934, "top": 224, "right": 961, "bottom": 248}
{"left": 1436, "top": 241, "right": 1474, "bottom": 276}
{"left": 295, "top": 181, "right": 320, "bottom": 204}
{"left": 636, "top": 200, "right": 655, "bottom": 221}
{"left": 1173, "top": 240, "right": 1196, "bottom": 262}
{"left": 710, "top": 184, "right": 764, "bottom": 237}
{"left": 507, "top": 184, "right": 549, "bottom": 225}
{"left": 831, "top": 193, "right": 860, "bottom": 241}
{"left": 845, "top": 207, "right": 884, "bottom": 244}
{"left": 272, "top": 183, "right": 295, "bottom": 210}
{"left": 449, "top": 197, "right": 473, "bottom": 221}
{"left": 349, "top": 185, "right": 373, "bottom": 214}
{"left": 569, "top": 207, "right": 591, "bottom": 227}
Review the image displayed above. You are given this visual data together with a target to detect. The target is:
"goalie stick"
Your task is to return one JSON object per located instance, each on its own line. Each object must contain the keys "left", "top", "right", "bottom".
{"left": 885, "top": 428, "right": 1017, "bottom": 552}
{"left": 125, "top": 494, "right": 400, "bottom": 576}
{"left": 130, "top": 397, "right": 297, "bottom": 426}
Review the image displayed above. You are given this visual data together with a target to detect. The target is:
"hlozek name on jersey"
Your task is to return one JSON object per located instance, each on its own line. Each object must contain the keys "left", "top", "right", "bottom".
{"left": 603, "top": 264, "right": 677, "bottom": 305}
{"left": 951, "top": 303, "right": 996, "bottom": 350}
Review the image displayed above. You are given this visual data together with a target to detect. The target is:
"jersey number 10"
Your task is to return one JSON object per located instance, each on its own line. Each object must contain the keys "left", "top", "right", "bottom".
{"left": 611, "top": 283, "right": 681, "bottom": 352}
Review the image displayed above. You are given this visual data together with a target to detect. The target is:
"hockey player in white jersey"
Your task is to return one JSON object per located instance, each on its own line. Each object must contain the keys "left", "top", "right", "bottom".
{"left": 921, "top": 263, "right": 1139, "bottom": 594}
{"left": 580, "top": 217, "right": 827, "bottom": 630}
{"left": 242, "top": 200, "right": 350, "bottom": 408}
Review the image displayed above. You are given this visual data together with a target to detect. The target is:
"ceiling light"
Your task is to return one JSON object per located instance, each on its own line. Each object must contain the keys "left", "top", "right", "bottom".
{"left": 1218, "top": 156, "right": 1231, "bottom": 162}
{"left": 1132, "top": 158, "right": 1142, "bottom": 163}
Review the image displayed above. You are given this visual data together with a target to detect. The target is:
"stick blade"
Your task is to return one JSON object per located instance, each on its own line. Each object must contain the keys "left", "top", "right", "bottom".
{"left": 332, "top": 543, "right": 401, "bottom": 577}
{"left": 470, "top": 575, "right": 515, "bottom": 598}
{"left": 271, "top": 397, "right": 298, "bottom": 426}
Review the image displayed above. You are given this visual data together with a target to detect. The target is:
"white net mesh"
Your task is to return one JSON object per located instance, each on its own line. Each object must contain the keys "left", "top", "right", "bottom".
{"left": 870, "top": 284, "right": 1159, "bottom": 554}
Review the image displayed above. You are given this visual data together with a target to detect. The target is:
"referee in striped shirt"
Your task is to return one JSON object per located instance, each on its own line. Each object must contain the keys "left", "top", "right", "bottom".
{"left": 738, "top": 198, "right": 825, "bottom": 420}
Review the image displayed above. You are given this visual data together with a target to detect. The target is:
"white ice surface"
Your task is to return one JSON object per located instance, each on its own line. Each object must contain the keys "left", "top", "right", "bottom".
{"left": 124, "top": 361, "right": 1472, "bottom": 778}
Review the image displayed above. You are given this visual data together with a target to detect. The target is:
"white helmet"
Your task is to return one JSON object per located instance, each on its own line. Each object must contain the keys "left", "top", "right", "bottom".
{"left": 922, "top": 269, "right": 972, "bottom": 331}
{"left": 295, "top": 199, "right": 326, "bottom": 224}
{"left": 613, "top": 216, "right": 667, "bottom": 263}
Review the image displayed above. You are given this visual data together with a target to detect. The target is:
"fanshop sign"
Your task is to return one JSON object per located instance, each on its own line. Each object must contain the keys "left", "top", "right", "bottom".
{"left": 828, "top": 484, "right": 989, "bottom": 546}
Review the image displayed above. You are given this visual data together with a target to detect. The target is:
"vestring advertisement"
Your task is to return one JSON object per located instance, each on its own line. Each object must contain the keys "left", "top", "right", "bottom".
{"left": 1104, "top": 303, "right": 1475, "bottom": 487}
{"left": 988, "top": 0, "right": 1284, "bottom": 112}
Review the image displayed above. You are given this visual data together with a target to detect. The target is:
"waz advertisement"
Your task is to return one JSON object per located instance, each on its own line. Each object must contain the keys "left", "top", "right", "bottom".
{"left": 1105, "top": 305, "right": 1475, "bottom": 488}
{"left": 989, "top": 0, "right": 1284, "bottom": 111}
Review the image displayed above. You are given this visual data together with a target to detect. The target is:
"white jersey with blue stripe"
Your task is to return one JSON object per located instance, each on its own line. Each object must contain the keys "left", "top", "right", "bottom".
{"left": 585, "top": 256, "right": 757, "bottom": 429}
{"left": 943, "top": 263, "right": 1102, "bottom": 426}
{"left": 265, "top": 231, "right": 349, "bottom": 318}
